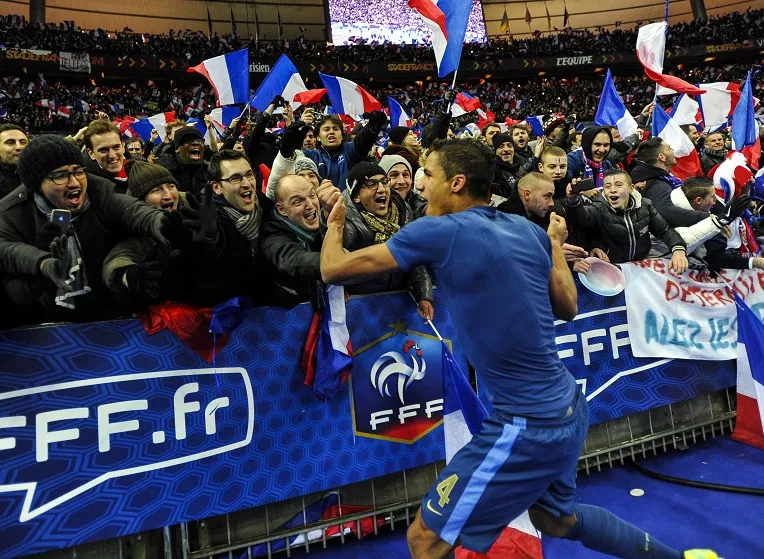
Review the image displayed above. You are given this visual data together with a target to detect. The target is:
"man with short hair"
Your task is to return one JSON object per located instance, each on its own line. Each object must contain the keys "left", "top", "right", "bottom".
{"left": 125, "top": 136, "right": 144, "bottom": 159}
{"left": 481, "top": 122, "right": 502, "bottom": 147}
{"left": 632, "top": 137, "right": 708, "bottom": 228}
{"left": 497, "top": 172, "right": 554, "bottom": 228}
{"left": 319, "top": 138, "right": 717, "bottom": 559}
{"left": 510, "top": 123, "right": 533, "bottom": 164}
{"left": 260, "top": 174, "right": 323, "bottom": 307}
{"left": 0, "top": 123, "right": 28, "bottom": 198}
{"left": 156, "top": 126, "right": 210, "bottom": 195}
{"left": 700, "top": 131, "right": 728, "bottom": 175}
{"left": 492, "top": 132, "right": 539, "bottom": 198}
{"left": 681, "top": 124, "right": 701, "bottom": 147}
{"left": 83, "top": 119, "right": 129, "bottom": 191}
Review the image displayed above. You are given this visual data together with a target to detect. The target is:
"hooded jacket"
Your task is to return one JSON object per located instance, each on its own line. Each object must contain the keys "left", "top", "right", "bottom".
{"left": 565, "top": 190, "right": 685, "bottom": 264}
{"left": 337, "top": 188, "right": 432, "bottom": 302}
{"left": 630, "top": 160, "right": 708, "bottom": 228}
{"left": 566, "top": 126, "right": 614, "bottom": 182}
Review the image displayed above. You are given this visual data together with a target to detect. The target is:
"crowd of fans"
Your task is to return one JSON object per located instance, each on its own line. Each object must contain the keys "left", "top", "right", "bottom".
{"left": 1, "top": 9, "right": 764, "bottom": 63}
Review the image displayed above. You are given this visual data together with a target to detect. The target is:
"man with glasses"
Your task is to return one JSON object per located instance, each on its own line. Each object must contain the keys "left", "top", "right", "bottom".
{"left": 179, "top": 149, "right": 273, "bottom": 306}
{"left": 329, "top": 161, "right": 433, "bottom": 320}
{"left": 156, "top": 126, "right": 210, "bottom": 195}
{"left": 0, "top": 135, "right": 173, "bottom": 323}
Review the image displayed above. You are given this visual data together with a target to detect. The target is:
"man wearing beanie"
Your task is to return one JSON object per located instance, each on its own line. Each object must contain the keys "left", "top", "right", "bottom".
{"left": 379, "top": 154, "right": 426, "bottom": 218}
{"left": 125, "top": 160, "right": 183, "bottom": 211}
{"left": 0, "top": 135, "right": 173, "bottom": 322}
{"left": 382, "top": 126, "right": 421, "bottom": 175}
{"left": 156, "top": 126, "right": 210, "bottom": 196}
{"left": 492, "top": 132, "right": 539, "bottom": 199}
{"left": 322, "top": 161, "right": 433, "bottom": 319}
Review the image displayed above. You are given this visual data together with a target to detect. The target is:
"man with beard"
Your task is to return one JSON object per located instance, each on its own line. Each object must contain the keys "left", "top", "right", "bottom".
{"left": 327, "top": 161, "right": 433, "bottom": 319}
{"left": 83, "top": 119, "right": 129, "bottom": 192}
{"left": 383, "top": 126, "right": 421, "bottom": 175}
{"left": 0, "top": 123, "right": 28, "bottom": 199}
{"left": 566, "top": 125, "right": 614, "bottom": 190}
{"left": 260, "top": 174, "right": 324, "bottom": 308}
{"left": 379, "top": 154, "right": 426, "bottom": 218}
{"left": 491, "top": 132, "right": 542, "bottom": 198}
{"left": 631, "top": 137, "right": 709, "bottom": 228}
{"left": 156, "top": 126, "right": 209, "bottom": 196}
{"left": 480, "top": 122, "right": 502, "bottom": 147}
{"left": 510, "top": 123, "right": 534, "bottom": 165}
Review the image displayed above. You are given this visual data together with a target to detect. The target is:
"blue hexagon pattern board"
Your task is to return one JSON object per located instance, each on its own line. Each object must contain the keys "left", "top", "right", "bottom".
{"left": 0, "top": 287, "right": 735, "bottom": 557}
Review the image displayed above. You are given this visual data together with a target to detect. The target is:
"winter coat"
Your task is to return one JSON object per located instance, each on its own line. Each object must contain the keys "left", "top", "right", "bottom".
{"left": 155, "top": 152, "right": 209, "bottom": 196}
{"left": 0, "top": 175, "right": 163, "bottom": 322}
{"left": 630, "top": 160, "right": 708, "bottom": 228}
{"left": 83, "top": 156, "right": 126, "bottom": 193}
{"left": 382, "top": 144, "right": 420, "bottom": 175}
{"left": 496, "top": 188, "right": 547, "bottom": 229}
{"left": 701, "top": 149, "right": 727, "bottom": 176}
{"left": 565, "top": 190, "right": 685, "bottom": 264}
{"left": 660, "top": 189, "right": 725, "bottom": 257}
{"left": 0, "top": 161, "right": 21, "bottom": 200}
{"left": 567, "top": 126, "right": 615, "bottom": 181}
{"left": 403, "top": 190, "right": 427, "bottom": 219}
{"left": 302, "top": 124, "right": 379, "bottom": 191}
{"left": 338, "top": 188, "right": 433, "bottom": 302}
{"left": 259, "top": 217, "right": 323, "bottom": 308}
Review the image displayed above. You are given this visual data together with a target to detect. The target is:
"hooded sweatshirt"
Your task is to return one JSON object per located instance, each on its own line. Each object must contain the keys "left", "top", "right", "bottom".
{"left": 566, "top": 126, "right": 614, "bottom": 188}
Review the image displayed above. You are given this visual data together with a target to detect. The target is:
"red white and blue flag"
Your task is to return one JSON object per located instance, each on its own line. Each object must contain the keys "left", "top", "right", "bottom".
{"left": 730, "top": 72, "right": 761, "bottom": 170}
{"left": 731, "top": 294, "right": 764, "bottom": 450}
{"left": 250, "top": 53, "right": 309, "bottom": 111}
{"left": 450, "top": 91, "right": 481, "bottom": 117}
{"left": 318, "top": 73, "right": 382, "bottom": 116}
{"left": 387, "top": 96, "right": 412, "bottom": 128}
{"left": 188, "top": 48, "right": 250, "bottom": 106}
{"left": 669, "top": 94, "right": 703, "bottom": 128}
{"left": 302, "top": 285, "right": 353, "bottom": 401}
{"left": 652, "top": 104, "right": 703, "bottom": 181}
{"left": 408, "top": 0, "right": 471, "bottom": 78}
{"left": 636, "top": 22, "right": 704, "bottom": 96}
{"left": 130, "top": 111, "right": 177, "bottom": 142}
{"left": 441, "top": 342, "right": 543, "bottom": 559}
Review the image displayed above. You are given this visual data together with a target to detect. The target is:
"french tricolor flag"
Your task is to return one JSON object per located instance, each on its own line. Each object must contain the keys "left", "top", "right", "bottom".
{"left": 594, "top": 69, "right": 638, "bottom": 139}
{"left": 730, "top": 72, "right": 761, "bottom": 171}
{"left": 731, "top": 294, "right": 764, "bottom": 450}
{"left": 56, "top": 106, "right": 71, "bottom": 119}
{"left": 450, "top": 91, "right": 480, "bottom": 117}
{"left": 319, "top": 73, "right": 382, "bottom": 116}
{"left": 441, "top": 342, "right": 542, "bottom": 559}
{"left": 301, "top": 285, "right": 353, "bottom": 401}
{"left": 408, "top": 0, "right": 471, "bottom": 78}
{"left": 188, "top": 48, "right": 250, "bottom": 106}
{"left": 697, "top": 82, "right": 741, "bottom": 132}
{"left": 652, "top": 104, "right": 703, "bottom": 181}
{"left": 387, "top": 96, "right": 411, "bottom": 127}
{"left": 76, "top": 99, "right": 90, "bottom": 113}
{"left": 250, "top": 53, "right": 309, "bottom": 111}
{"left": 670, "top": 94, "right": 703, "bottom": 128}
{"left": 130, "top": 111, "right": 177, "bottom": 142}
{"left": 636, "top": 22, "right": 704, "bottom": 96}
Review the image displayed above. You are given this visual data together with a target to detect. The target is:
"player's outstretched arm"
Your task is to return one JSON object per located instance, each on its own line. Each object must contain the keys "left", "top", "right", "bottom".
{"left": 320, "top": 195, "right": 401, "bottom": 285}
{"left": 547, "top": 213, "right": 578, "bottom": 321}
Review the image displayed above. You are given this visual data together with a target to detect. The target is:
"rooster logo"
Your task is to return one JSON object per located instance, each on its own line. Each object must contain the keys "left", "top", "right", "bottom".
{"left": 370, "top": 340, "right": 427, "bottom": 405}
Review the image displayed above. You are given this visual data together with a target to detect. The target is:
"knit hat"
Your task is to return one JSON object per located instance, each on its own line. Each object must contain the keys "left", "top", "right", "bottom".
{"left": 125, "top": 159, "right": 178, "bottom": 200}
{"left": 388, "top": 126, "right": 410, "bottom": 145}
{"left": 379, "top": 154, "right": 412, "bottom": 176}
{"left": 492, "top": 132, "right": 514, "bottom": 150}
{"left": 346, "top": 161, "right": 387, "bottom": 196}
{"left": 17, "top": 134, "right": 85, "bottom": 192}
{"left": 173, "top": 126, "right": 204, "bottom": 149}
{"left": 294, "top": 156, "right": 319, "bottom": 177}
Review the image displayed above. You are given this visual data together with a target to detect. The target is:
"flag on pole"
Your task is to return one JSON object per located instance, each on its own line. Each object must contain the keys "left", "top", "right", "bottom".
{"left": 188, "top": 48, "right": 250, "bottom": 106}
{"left": 450, "top": 91, "right": 481, "bottom": 117}
{"left": 500, "top": 8, "right": 510, "bottom": 33}
{"left": 731, "top": 71, "right": 761, "bottom": 170}
{"left": 545, "top": 3, "right": 552, "bottom": 30}
{"left": 387, "top": 96, "right": 412, "bottom": 128}
{"left": 563, "top": 2, "right": 570, "bottom": 27}
{"left": 56, "top": 106, "right": 71, "bottom": 118}
{"left": 636, "top": 22, "right": 704, "bottom": 95}
{"left": 697, "top": 82, "right": 742, "bottom": 133}
{"left": 670, "top": 94, "right": 703, "bottom": 127}
{"left": 594, "top": 69, "right": 639, "bottom": 139}
{"left": 319, "top": 72, "right": 382, "bottom": 116}
{"left": 408, "top": 0, "right": 472, "bottom": 79}
{"left": 525, "top": 5, "right": 532, "bottom": 28}
{"left": 652, "top": 104, "right": 703, "bottom": 180}
{"left": 293, "top": 89, "right": 327, "bottom": 106}
{"left": 230, "top": 8, "right": 237, "bottom": 35}
{"left": 207, "top": 7, "right": 213, "bottom": 37}
{"left": 440, "top": 342, "right": 543, "bottom": 558}
{"left": 130, "top": 111, "right": 177, "bottom": 141}
{"left": 250, "top": 54, "right": 309, "bottom": 111}
{"left": 731, "top": 294, "right": 764, "bottom": 450}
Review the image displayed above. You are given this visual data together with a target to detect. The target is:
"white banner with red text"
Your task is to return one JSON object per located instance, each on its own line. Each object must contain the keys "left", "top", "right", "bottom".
{"left": 621, "top": 260, "right": 764, "bottom": 361}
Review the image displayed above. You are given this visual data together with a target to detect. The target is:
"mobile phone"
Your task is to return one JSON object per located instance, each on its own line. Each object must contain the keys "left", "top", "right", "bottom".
{"left": 50, "top": 209, "right": 71, "bottom": 233}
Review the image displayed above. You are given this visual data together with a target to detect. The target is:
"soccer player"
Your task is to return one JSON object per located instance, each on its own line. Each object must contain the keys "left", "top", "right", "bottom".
{"left": 319, "top": 138, "right": 719, "bottom": 559}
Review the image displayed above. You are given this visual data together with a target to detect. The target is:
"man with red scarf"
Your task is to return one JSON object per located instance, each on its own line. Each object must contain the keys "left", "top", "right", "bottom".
{"left": 82, "top": 119, "right": 129, "bottom": 193}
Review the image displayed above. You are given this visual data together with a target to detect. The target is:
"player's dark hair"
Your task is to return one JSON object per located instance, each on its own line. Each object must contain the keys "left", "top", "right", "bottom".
{"left": 429, "top": 138, "right": 495, "bottom": 200}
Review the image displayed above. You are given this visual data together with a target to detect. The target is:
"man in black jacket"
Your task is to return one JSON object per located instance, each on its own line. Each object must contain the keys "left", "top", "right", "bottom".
{"left": 700, "top": 132, "right": 728, "bottom": 175}
{"left": 0, "top": 123, "right": 27, "bottom": 199}
{"left": 631, "top": 137, "right": 708, "bottom": 228}
{"left": 0, "top": 135, "right": 172, "bottom": 323}
{"left": 156, "top": 126, "right": 210, "bottom": 196}
{"left": 491, "top": 133, "right": 540, "bottom": 198}
{"left": 260, "top": 174, "right": 323, "bottom": 308}
{"left": 82, "top": 119, "right": 129, "bottom": 192}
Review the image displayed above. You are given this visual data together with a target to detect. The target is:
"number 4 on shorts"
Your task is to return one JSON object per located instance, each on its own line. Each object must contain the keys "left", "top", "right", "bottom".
{"left": 436, "top": 474, "right": 459, "bottom": 508}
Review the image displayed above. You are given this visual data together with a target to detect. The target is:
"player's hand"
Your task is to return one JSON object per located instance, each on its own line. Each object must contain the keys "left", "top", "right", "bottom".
{"left": 669, "top": 250, "right": 688, "bottom": 274}
{"left": 317, "top": 180, "right": 341, "bottom": 213}
{"left": 417, "top": 300, "right": 434, "bottom": 321}
{"left": 547, "top": 212, "right": 568, "bottom": 245}
{"left": 326, "top": 194, "right": 346, "bottom": 228}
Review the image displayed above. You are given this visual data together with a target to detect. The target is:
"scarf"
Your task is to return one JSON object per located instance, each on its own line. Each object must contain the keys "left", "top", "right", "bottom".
{"left": 33, "top": 192, "right": 92, "bottom": 309}
{"left": 272, "top": 209, "right": 318, "bottom": 249}
{"left": 703, "top": 147, "right": 728, "bottom": 160}
{"left": 661, "top": 172, "right": 684, "bottom": 190}
{"left": 216, "top": 194, "right": 262, "bottom": 254}
{"left": 582, "top": 157, "right": 605, "bottom": 189}
{"left": 361, "top": 202, "right": 400, "bottom": 244}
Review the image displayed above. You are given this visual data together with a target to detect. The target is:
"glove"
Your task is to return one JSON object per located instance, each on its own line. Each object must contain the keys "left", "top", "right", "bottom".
{"left": 271, "top": 95, "right": 285, "bottom": 108}
{"left": 122, "top": 261, "right": 163, "bottom": 299}
{"left": 280, "top": 122, "right": 311, "bottom": 158}
{"left": 716, "top": 194, "right": 751, "bottom": 226}
{"left": 36, "top": 221, "right": 64, "bottom": 250}
{"left": 365, "top": 110, "right": 388, "bottom": 133}
{"left": 444, "top": 89, "right": 457, "bottom": 103}
{"left": 40, "top": 235, "right": 73, "bottom": 292}
{"left": 179, "top": 186, "right": 219, "bottom": 244}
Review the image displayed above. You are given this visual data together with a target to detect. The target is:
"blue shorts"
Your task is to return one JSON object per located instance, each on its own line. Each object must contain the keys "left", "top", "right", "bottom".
{"left": 420, "top": 389, "right": 589, "bottom": 553}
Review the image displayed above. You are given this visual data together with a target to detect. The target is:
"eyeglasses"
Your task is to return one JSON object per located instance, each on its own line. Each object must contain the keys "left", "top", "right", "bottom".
{"left": 219, "top": 170, "right": 257, "bottom": 186}
{"left": 362, "top": 177, "right": 390, "bottom": 190}
{"left": 48, "top": 168, "right": 86, "bottom": 185}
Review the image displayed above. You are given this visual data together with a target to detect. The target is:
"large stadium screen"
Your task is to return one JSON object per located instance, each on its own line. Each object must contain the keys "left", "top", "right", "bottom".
{"left": 328, "top": 0, "right": 487, "bottom": 45}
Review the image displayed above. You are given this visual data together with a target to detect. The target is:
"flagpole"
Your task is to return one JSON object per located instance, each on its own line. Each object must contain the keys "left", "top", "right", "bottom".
{"left": 409, "top": 293, "right": 444, "bottom": 341}
{"left": 451, "top": 71, "right": 458, "bottom": 91}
